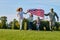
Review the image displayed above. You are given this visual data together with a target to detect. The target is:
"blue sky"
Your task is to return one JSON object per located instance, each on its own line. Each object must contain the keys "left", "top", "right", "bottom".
{"left": 0, "top": 0, "right": 60, "bottom": 23}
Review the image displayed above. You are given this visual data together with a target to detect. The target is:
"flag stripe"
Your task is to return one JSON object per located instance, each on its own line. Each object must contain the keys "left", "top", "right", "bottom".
{"left": 28, "top": 9, "right": 44, "bottom": 19}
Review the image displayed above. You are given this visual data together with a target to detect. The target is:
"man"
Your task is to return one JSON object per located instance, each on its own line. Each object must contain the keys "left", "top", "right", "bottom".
{"left": 44, "top": 8, "right": 59, "bottom": 31}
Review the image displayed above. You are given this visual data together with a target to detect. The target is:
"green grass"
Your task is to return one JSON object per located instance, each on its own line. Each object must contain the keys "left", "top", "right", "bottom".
{"left": 0, "top": 29, "right": 60, "bottom": 40}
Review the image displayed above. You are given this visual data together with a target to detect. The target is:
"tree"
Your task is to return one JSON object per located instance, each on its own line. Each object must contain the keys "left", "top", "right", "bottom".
{"left": 13, "top": 19, "right": 20, "bottom": 29}
{"left": 9, "top": 19, "right": 20, "bottom": 29}
{"left": 8, "top": 21, "right": 13, "bottom": 29}
{"left": 0, "top": 23, "right": 2, "bottom": 28}
{"left": 0, "top": 16, "right": 7, "bottom": 29}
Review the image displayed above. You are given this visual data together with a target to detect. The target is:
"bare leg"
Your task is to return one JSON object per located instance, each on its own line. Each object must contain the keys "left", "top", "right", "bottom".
{"left": 20, "top": 19, "right": 23, "bottom": 30}
{"left": 49, "top": 21, "right": 52, "bottom": 30}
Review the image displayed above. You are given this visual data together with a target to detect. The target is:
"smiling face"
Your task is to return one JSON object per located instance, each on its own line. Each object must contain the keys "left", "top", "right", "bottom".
{"left": 20, "top": 8, "right": 23, "bottom": 12}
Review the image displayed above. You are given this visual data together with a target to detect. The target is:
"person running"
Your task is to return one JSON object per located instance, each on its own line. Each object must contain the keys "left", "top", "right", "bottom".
{"left": 17, "top": 7, "right": 27, "bottom": 30}
{"left": 28, "top": 13, "right": 33, "bottom": 30}
{"left": 36, "top": 17, "right": 40, "bottom": 30}
{"left": 44, "top": 8, "right": 59, "bottom": 31}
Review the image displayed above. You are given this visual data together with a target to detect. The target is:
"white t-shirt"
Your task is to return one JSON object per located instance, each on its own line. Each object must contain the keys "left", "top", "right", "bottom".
{"left": 28, "top": 16, "right": 33, "bottom": 22}
{"left": 18, "top": 11, "right": 25, "bottom": 19}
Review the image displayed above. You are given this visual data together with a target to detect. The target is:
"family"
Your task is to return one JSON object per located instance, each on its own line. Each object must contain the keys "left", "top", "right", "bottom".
{"left": 17, "top": 7, "right": 59, "bottom": 31}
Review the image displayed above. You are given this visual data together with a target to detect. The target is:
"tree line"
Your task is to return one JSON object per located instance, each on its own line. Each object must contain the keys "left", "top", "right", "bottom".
{"left": 0, "top": 16, "right": 60, "bottom": 31}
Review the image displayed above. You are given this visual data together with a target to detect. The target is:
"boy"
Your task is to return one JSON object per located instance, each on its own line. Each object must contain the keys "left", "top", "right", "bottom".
{"left": 28, "top": 13, "right": 33, "bottom": 30}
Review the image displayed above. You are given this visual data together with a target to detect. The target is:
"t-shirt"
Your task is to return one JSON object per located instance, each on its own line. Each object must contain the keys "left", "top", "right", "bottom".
{"left": 44, "top": 12, "right": 58, "bottom": 22}
{"left": 36, "top": 19, "right": 40, "bottom": 25}
{"left": 18, "top": 11, "right": 25, "bottom": 19}
{"left": 28, "top": 17, "right": 33, "bottom": 22}
{"left": 48, "top": 12, "right": 57, "bottom": 22}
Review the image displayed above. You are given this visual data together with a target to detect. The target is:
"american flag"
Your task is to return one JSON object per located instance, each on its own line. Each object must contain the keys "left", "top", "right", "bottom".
{"left": 27, "top": 9, "right": 44, "bottom": 19}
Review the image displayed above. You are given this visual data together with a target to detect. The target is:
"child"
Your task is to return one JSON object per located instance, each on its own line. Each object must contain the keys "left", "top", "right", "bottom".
{"left": 36, "top": 17, "right": 40, "bottom": 30}
{"left": 17, "top": 7, "right": 27, "bottom": 30}
{"left": 28, "top": 13, "right": 33, "bottom": 30}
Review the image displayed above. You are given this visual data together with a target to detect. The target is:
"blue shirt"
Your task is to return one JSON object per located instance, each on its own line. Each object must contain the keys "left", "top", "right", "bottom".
{"left": 18, "top": 11, "right": 25, "bottom": 19}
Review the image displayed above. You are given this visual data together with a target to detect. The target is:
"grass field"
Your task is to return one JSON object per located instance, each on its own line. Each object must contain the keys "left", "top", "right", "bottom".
{"left": 0, "top": 29, "right": 60, "bottom": 40}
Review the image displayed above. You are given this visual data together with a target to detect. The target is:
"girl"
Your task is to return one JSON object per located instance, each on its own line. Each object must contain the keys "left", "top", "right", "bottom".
{"left": 36, "top": 17, "right": 40, "bottom": 30}
{"left": 17, "top": 7, "right": 27, "bottom": 30}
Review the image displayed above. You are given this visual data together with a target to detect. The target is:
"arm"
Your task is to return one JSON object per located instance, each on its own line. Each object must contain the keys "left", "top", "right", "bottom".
{"left": 44, "top": 13, "right": 49, "bottom": 16}
{"left": 17, "top": 13, "right": 19, "bottom": 17}
{"left": 24, "top": 11, "right": 28, "bottom": 14}
{"left": 55, "top": 13, "right": 59, "bottom": 21}
{"left": 24, "top": 12, "right": 27, "bottom": 14}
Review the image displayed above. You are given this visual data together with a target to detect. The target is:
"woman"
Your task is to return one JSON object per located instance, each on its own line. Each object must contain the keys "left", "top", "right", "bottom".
{"left": 17, "top": 7, "right": 27, "bottom": 30}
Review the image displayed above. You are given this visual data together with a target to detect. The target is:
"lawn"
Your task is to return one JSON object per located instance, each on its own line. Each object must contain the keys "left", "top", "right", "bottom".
{"left": 0, "top": 29, "right": 60, "bottom": 40}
